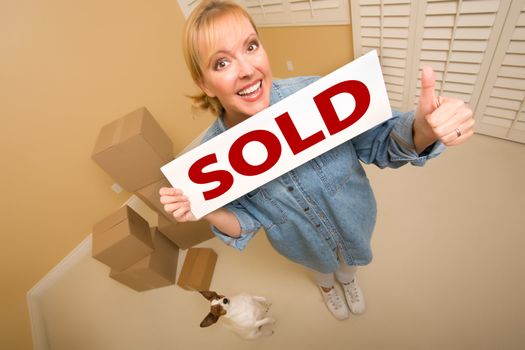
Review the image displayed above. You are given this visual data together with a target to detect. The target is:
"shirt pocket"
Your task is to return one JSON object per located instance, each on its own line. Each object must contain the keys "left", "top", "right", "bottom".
{"left": 309, "top": 143, "right": 354, "bottom": 196}
{"left": 245, "top": 187, "right": 288, "bottom": 227}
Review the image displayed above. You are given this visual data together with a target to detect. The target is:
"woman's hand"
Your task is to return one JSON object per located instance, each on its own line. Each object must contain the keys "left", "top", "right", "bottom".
{"left": 159, "top": 187, "right": 197, "bottom": 222}
{"left": 413, "top": 66, "right": 475, "bottom": 153}
{"left": 159, "top": 187, "right": 243, "bottom": 236}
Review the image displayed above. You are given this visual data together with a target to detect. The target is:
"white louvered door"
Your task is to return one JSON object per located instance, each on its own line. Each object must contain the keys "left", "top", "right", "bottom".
{"left": 351, "top": 0, "right": 421, "bottom": 110}
{"left": 351, "top": 0, "right": 525, "bottom": 143}
{"left": 178, "top": 0, "right": 201, "bottom": 17}
{"left": 177, "top": 0, "right": 351, "bottom": 26}
{"left": 244, "top": 0, "right": 350, "bottom": 26}
{"left": 415, "top": 0, "right": 508, "bottom": 109}
{"left": 474, "top": 1, "right": 525, "bottom": 142}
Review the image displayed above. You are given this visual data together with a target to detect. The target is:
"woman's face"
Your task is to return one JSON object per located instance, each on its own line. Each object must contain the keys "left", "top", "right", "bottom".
{"left": 198, "top": 15, "right": 272, "bottom": 125}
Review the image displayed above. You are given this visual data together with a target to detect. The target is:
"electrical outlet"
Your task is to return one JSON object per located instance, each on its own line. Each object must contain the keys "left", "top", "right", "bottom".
{"left": 111, "top": 183, "right": 123, "bottom": 194}
{"left": 286, "top": 60, "right": 294, "bottom": 71}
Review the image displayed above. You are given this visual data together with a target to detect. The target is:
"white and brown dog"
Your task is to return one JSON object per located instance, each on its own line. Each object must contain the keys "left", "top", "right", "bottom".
{"left": 199, "top": 291, "right": 275, "bottom": 340}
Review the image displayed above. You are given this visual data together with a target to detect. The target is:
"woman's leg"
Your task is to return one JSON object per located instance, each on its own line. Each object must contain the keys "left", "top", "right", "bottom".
{"left": 334, "top": 261, "right": 357, "bottom": 284}
{"left": 335, "top": 261, "right": 365, "bottom": 315}
{"left": 311, "top": 269, "right": 349, "bottom": 320}
{"left": 313, "top": 270, "right": 336, "bottom": 289}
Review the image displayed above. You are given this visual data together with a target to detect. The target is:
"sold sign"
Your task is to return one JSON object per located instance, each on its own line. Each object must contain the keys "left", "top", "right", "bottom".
{"left": 161, "top": 51, "right": 391, "bottom": 219}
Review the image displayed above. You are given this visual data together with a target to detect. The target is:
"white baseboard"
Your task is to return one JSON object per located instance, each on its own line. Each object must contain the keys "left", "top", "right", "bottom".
{"left": 26, "top": 234, "right": 92, "bottom": 350}
{"left": 26, "top": 195, "right": 157, "bottom": 349}
{"left": 27, "top": 195, "right": 166, "bottom": 349}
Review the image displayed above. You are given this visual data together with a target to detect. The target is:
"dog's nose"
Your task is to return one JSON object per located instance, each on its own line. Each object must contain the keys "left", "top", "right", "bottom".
{"left": 223, "top": 298, "right": 230, "bottom": 305}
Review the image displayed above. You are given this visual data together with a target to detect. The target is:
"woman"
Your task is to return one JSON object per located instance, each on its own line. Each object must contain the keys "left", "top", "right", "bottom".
{"left": 160, "top": 0, "right": 474, "bottom": 320}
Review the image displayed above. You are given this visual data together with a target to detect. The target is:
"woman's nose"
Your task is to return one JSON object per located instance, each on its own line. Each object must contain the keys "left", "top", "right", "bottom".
{"left": 238, "top": 58, "right": 255, "bottom": 78}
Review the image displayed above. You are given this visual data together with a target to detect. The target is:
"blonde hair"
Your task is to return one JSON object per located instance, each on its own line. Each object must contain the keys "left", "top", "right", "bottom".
{"left": 183, "top": 0, "right": 258, "bottom": 115}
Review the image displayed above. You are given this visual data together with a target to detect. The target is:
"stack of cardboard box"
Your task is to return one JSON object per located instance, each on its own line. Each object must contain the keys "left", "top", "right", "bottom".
{"left": 92, "top": 205, "right": 179, "bottom": 291}
{"left": 91, "top": 107, "right": 214, "bottom": 248}
{"left": 91, "top": 107, "right": 217, "bottom": 291}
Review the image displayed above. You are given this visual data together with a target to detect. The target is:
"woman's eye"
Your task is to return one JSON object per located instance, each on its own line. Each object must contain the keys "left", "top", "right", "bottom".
{"left": 214, "top": 58, "right": 230, "bottom": 70}
{"left": 247, "top": 41, "right": 259, "bottom": 52}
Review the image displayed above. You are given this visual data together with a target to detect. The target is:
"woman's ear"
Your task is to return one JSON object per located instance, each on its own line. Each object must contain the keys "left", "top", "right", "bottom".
{"left": 200, "top": 312, "right": 219, "bottom": 327}
{"left": 197, "top": 78, "right": 215, "bottom": 98}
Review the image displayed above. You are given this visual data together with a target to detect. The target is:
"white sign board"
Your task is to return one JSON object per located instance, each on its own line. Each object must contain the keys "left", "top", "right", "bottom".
{"left": 161, "top": 50, "right": 392, "bottom": 219}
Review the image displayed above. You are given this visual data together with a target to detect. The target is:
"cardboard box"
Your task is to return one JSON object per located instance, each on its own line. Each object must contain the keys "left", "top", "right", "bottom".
{"left": 109, "top": 228, "right": 179, "bottom": 292}
{"left": 177, "top": 248, "right": 217, "bottom": 291}
{"left": 135, "top": 178, "right": 173, "bottom": 220}
{"left": 92, "top": 205, "right": 154, "bottom": 271}
{"left": 158, "top": 214, "right": 214, "bottom": 249}
{"left": 92, "top": 107, "right": 174, "bottom": 192}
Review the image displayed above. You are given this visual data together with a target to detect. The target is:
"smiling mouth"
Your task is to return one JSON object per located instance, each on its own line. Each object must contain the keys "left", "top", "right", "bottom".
{"left": 237, "top": 80, "right": 262, "bottom": 97}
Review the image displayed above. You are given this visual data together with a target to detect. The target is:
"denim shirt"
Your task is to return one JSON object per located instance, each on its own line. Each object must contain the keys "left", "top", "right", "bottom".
{"left": 201, "top": 76, "right": 445, "bottom": 273}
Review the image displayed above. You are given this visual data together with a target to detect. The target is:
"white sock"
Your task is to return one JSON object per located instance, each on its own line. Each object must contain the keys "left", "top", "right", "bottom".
{"left": 335, "top": 261, "right": 357, "bottom": 284}
{"left": 312, "top": 270, "right": 335, "bottom": 289}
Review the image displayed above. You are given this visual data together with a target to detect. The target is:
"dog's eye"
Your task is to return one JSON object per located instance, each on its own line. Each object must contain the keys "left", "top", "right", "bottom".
{"left": 223, "top": 298, "right": 229, "bottom": 305}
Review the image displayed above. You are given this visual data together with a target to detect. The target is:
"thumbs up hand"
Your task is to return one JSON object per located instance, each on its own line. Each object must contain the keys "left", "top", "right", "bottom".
{"left": 412, "top": 66, "right": 475, "bottom": 153}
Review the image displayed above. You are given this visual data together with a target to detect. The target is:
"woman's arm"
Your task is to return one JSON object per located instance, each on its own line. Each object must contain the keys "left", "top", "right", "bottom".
{"left": 203, "top": 208, "right": 242, "bottom": 238}
{"left": 159, "top": 187, "right": 241, "bottom": 238}
{"left": 413, "top": 67, "right": 474, "bottom": 153}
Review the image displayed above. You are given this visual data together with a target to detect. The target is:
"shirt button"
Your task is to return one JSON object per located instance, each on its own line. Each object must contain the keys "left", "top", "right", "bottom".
{"left": 316, "top": 224, "right": 321, "bottom": 228}
{"left": 304, "top": 207, "right": 310, "bottom": 212}
{"left": 287, "top": 186, "right": 294, "bottom": 192}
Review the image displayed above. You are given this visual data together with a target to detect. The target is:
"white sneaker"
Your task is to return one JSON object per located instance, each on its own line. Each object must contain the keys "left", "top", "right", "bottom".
{"left": 340, "top": 278, "right": 365, "bottom": 315}
{"left": 319, "top": 286, "right": 349, "bottom": 320}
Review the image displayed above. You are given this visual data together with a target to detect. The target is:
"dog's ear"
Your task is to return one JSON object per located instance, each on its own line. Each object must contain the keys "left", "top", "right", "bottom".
{"left": 199, "top": 291, "right": 220, "bottom": 301}
{"left": 200, "top": 312, "right": 219, "bottom": 327}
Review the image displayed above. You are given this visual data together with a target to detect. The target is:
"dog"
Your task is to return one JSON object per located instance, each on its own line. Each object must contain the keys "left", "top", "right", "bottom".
{"left": 199, "top": 291, "right": 275, "bottom": 340}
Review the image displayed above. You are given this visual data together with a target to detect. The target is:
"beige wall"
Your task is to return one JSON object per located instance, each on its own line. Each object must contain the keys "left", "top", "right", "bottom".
{"left": 1, "top": 1, "right": 207, "bottom": 348}
{"left": 259, "top": 25, "right": 354, "bottom": 78}
{"left": 1, "top": 1, "right": 354, "bottom": 348}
